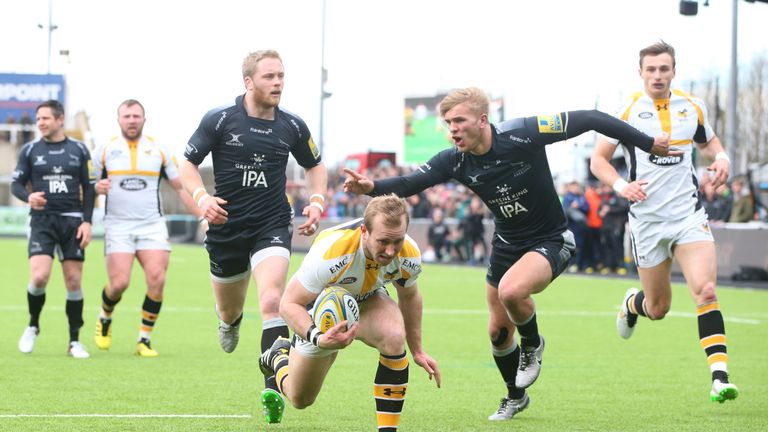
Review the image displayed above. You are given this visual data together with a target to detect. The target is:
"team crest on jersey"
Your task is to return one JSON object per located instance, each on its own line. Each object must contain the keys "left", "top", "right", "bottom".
{"left": 648, "top": 153, "right": 683, "bottom": 166}
{"left": 677, "top": 109, "right": 689, "bottom": 119}
{"left": 536, "top": 114, "right": 563, "bottom": 133}
{"left": 638, "top": 112, "right": 654, "bottom": 119}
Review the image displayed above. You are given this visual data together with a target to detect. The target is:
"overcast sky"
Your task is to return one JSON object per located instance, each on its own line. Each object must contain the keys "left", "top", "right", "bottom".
{"left": 3, "top": 0, "right": 768, "bottom": 176}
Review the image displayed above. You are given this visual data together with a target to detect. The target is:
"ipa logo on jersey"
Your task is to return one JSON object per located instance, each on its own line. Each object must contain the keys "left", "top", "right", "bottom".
{"left": 537, "top": 114, "right": 564, "bottom": 133}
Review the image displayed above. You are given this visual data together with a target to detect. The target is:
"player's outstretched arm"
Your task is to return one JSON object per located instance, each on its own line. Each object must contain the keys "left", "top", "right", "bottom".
{"left": 590, "top": 137, "right": 649, "bottom": 202}
{"left": 395, "top": 282, "right": 441, "bottom": 388}
{"left": 342, "top": 168, "right": 374, "bottom": 195}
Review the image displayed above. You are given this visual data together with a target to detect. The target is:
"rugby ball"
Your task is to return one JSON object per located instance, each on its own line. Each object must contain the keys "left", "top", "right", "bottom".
{"left": 311, "top": 287, "right": 360, "bottom": 332}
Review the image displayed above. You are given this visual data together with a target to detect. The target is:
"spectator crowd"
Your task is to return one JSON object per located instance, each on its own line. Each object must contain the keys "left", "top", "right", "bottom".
{"left": 286, "top": 163, "right": 762, "bottom": 271}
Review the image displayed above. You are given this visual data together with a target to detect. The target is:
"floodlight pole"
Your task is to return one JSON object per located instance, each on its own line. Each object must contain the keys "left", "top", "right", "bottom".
{"left": 726, "top": 0, "right": 738, "bottom": 167}
{"left": 45, "top": 0, "right": 58, "bottom": 74}
{"left": 318, "top": 0, "right": 327, "bottom": 155}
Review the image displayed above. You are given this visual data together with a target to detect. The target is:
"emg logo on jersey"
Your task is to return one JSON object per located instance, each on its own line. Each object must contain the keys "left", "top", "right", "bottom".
{"left": 120, "top": 178, "right": 148, "bottom": 191}
{"left": 648, "top": 154, "right": 684, "bottom": 166}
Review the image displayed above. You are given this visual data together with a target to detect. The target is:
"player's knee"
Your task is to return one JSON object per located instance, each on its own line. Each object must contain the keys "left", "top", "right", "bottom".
{"left": 698, "top": 282, "right": 717, "bottom": 304}
{"left": 30, "top": 274, "right": 50, "bottom": 288}
{"left": 63, "top": 274, "right": 82, "bottom": 291}
{"left": 259, "top": 288, "right": 282, "bottom": 314}
{"left": 498, "top": 284, "right": 525, "bottom": 305}
{"left": 645, "top": 302, "right": 670, "bottom": 320}
{"left": 288, "top": 394, "right": 316, "bottom": 410}
{"left": 108, "top": 278, "right": 130, "bottom": 295}
{"left": 490, "top": 326, "right": 510, "bottom": 347}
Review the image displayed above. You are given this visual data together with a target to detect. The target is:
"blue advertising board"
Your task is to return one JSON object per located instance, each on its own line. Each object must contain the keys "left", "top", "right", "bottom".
{"left": 0, "top": 73, "right": 66, "bottom": 123}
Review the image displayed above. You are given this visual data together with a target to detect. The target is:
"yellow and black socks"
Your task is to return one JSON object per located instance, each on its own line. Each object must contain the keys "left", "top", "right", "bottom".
{"left": 273, "top": 346, "right": 291, "bottom": 395}
{"left": 262, "top": 317, "right": 290, "bottom": 389}
{"left": 100, "top": 287, "right": 121, "bottom": 320}
{"left": 698, "top": 302, "right": 730, "bottom": 382}
{"left": 65, "top": 290, "right": 84, "bottom": 342}
{"left": 27, "top": 284, "right": 46, "bottom": 329}
{"left": 374, "top": 352, "right": 409, "bottom": 431}
{"left": 139, "top": 295, "right": 161, "bottom": 343}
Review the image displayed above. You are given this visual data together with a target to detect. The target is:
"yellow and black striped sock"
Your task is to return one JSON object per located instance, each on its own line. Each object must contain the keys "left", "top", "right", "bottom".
{"left": 100, "top": 286, "right": 120, "bottom": 319}
{"left": 697, "top": 302, "right": 729, "bottom": 382}
{"left": 273, "top": 350, "right": 290, "bottom": 395}
{"left": 139, "top": 295, "right": 162, "bottom": 341}
{"left": 374, "top": 352, "right": 408, "bottom": 432}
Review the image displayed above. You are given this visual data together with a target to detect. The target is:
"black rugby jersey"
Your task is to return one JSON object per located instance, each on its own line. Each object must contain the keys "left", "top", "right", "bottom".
{"left": 12, "top": 137, "right": 96, "bottom": 221}
{"left": 372, "top": 110, "right": 653, "bottom": 246}
{"left": 185, "top": 95, "right": 321, "bottom": 228}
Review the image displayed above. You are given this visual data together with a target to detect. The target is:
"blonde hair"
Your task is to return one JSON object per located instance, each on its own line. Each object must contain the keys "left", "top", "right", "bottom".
{"left": 242, "top": 50, "right": 282, "bottom": 78}
{"left": 439, "top": 87, "right": 489, "bottom": 117}
{"left": 639, "top": 40, "right": 676, "bottom": 68}
{"left": 363, "top": 194, "right": 409, "bottom": 232}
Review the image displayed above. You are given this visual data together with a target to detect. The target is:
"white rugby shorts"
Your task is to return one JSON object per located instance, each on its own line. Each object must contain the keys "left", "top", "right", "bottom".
{"left": 629, "top": 208, "right": 713, "bottom": 268}
{"left": 104, "top": 218, "right": 171, "bottom": 254}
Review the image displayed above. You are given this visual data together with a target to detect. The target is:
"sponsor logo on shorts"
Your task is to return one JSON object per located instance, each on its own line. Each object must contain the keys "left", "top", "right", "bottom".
{"left": 339, "top": 276, "right": 357, "bottom": 284}
{"left": 119, "top": 178, "right": 148, "bottom": 191}
{"left": 210, "top": 260, "right": 223, "bottom": 274}
{"left": 270, "top": 236, "right": 283, "bottom": 244}
{"left": 638, "top": 111, "right": 654, "bottom": 119}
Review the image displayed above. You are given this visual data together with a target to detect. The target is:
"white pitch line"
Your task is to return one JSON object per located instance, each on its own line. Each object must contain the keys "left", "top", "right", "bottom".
{"left": 0, "top": 305, "right": 760, "bottom": 324}
{"left": 422, "top": 309, "right": 761, "bottom": 325}
{"left": 0, "top": 414, "right": 251, "bottom": 419}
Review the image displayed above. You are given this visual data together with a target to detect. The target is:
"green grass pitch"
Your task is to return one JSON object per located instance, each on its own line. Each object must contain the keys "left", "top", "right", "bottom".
{"left": 1, "top": 238, "right": 766, "bottom": 431}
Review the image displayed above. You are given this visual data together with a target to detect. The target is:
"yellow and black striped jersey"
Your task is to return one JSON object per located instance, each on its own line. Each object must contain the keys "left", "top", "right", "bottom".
{"left": 294, "top": 219, "right": 422, "bottom": 300}
{"left": 604, "top": 89, "right": 714, "bottom": 221}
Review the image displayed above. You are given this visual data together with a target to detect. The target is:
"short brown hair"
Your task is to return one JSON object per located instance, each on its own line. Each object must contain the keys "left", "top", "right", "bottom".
{"left": 363, "top": 194, "right": 409, "bottom": 232}
{"left": 118, "top": 99, "right": 145, "bottom": 116}
{"left": 36, "top": 99, "right": 64, "bottom": 118}
{"left": 439, "top": 87, "right": 489, "bottom": 117}
{"left": 639, "top": 40, "right": 676, "bottom": 68}
{"left": 242, "top": 50, "right": 282, "bottom": 78}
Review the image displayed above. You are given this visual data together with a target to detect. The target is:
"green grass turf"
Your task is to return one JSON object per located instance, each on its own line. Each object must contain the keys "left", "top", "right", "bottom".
{"left": 0, "top": 238, "right": 766, "bottom": 431}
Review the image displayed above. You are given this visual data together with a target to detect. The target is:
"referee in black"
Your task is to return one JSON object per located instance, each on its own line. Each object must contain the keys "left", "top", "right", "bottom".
{"left": 12, "top": 99, "right": 96, "bottom": 359}
{"left": 344, "top": 87, "right": 673, "bottom": 421}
